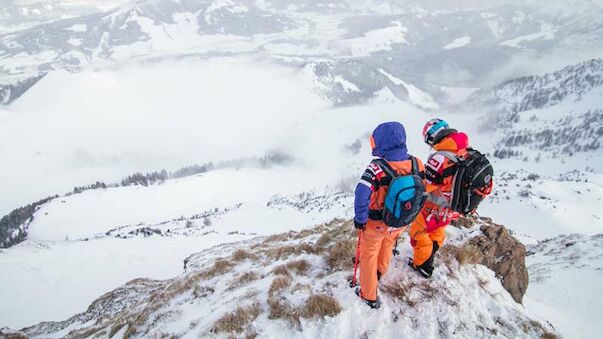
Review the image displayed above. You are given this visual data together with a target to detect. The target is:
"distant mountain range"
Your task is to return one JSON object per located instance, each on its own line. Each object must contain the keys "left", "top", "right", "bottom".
{"left": 2, "top": 0, "right": 603, "bottom": 106}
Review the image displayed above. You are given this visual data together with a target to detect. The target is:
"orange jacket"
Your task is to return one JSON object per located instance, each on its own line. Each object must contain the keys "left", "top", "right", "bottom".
{"left": 422, "top": 132, "right": 469, "bottom": 218}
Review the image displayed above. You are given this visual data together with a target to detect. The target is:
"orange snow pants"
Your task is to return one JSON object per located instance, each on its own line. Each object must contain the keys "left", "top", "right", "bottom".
{"left": 409, "top": 213, "right": 447, "bottom": 266}
{"left": 359, "top": 219, "right": 404, "bottom": 301}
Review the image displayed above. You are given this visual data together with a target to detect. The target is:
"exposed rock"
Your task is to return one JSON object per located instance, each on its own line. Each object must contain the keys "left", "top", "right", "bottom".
{"left": 459, "top": 224, "right": 529, "bottom": 303}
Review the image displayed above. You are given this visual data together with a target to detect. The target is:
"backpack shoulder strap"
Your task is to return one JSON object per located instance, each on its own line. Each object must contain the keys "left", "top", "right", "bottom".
{"left": 437, "top": 150, "right": 461, "bottom": 163}
{"left": 410, "top": 156, "right": 419, "bottom": 176}
{"left": 374, "top": 158, "right": 396, "bottom": 179}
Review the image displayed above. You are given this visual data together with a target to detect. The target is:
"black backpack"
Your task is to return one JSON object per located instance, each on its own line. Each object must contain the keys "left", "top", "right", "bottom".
{"left": 375, "top": 157, "right": 427, "bottom": 228}
{"left": 441, "top": 149, "right": 493, "bottom": 215}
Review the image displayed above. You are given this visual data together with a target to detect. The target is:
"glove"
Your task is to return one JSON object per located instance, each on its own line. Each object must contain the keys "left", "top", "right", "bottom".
{"left": 425, "top": 213, "right": 448, "bottom": 233}
{"left": 354, "top": 220, "right": 366, "bottom": 230}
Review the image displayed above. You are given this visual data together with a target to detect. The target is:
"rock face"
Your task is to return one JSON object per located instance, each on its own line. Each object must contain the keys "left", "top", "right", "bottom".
{"left": 461, "top": 224, "right": 529, "bottom": 304}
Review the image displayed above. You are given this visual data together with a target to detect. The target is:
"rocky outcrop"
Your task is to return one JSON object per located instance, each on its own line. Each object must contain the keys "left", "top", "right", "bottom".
{"left": 458, "top": 224, "right": 529, "bottom": 303}
{"left": 0, "top": 74, "right": 45, "bottom": 105}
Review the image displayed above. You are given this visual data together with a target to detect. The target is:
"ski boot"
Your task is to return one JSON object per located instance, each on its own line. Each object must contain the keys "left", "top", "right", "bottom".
{"left": 355, "top": 287, "right": 381, "bottom": 309}
{"left": 408, "top": 258, "right": 433, "bottom": 279}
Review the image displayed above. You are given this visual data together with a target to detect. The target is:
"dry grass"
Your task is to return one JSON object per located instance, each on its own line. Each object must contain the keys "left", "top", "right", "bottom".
{"left": 211, "top": 302, "right": 262, "bottom": 334}
{"left": 202, "top": 259, "right": 234, "bottom": 278}
{"left": 271, "top": 265, "right": 291, "bottom": 277}
{"left": 300, "top": 294, "right": 342, "bottom": 319}
{"left": 522, "top": 320, "right": 560, "bottom": 339}
{"left": 265, "top": 242, "right": 317, "bottom": 260}
{"left": 325, "top": 239, "right": 356, "bottom": 271}
{"left": 229, "top": 272, "right": 259, "bottom": 289}
{"left": 231, "top": 249, "right": 258, "bottom": 262}
{"left": 269, "top": 276, "right": 291, "bottom": 295}
{"left": 267, "top": 297, "right": 301, "bottom": 329}
{"left": 286, "top": 259, "right": 310, "bottom": 275}
{"left": 381, "top": 281, "right": 419, "bottom": 307}
{"left": 263, "top": 233, "right": 290, "bottom": 244}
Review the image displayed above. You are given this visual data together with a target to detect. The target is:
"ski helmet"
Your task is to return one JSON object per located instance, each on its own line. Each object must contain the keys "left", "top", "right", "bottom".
{"left": 422, "top": 118, "right": 454, "bottom": 146}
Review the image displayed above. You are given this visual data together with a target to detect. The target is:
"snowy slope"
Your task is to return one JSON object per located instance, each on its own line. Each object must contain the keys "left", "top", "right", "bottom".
{"left": 0, "top": 2, "right": 602, "bottom": 338}
{"left": 2, "top": 220, "right": 557, "bottom": 339}
{"left": 524, "top": 233, "right": 603, "bottom": 338}
{"left": 0, "top": 60, "right": 601, "bottom": 337}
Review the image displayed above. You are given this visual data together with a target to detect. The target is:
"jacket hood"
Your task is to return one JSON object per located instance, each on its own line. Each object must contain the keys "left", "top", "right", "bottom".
{"left": 370, "top": 122, "right": 409, "bottom": 161}
{"left": 433, "top": 131, "right": 469, "bottom": 152}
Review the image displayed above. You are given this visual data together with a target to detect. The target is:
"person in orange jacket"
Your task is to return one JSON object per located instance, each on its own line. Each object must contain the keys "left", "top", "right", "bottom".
{"left": 354, "top": 122, "right": 425, "bottom": 309}
{"left": 408, "top": 118, "right": 468, "bottom": 278}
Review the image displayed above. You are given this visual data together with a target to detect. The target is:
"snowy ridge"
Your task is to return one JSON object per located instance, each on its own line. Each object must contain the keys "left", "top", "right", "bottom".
{"left": 2, "top": 219, "right": 557, "bottom": 338}
{"left": 2, "top": 1, "right": 603, "bottom": 106}
{"left": 461, "top": 58, "right": 603, "bottom": 163}
{"left": 465, "top": 58, "right": 603, "bottom": 115}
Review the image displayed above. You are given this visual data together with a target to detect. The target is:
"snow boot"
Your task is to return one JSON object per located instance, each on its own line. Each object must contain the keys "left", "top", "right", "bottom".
{"left": 408, "top": 258, "right": 433, "bottom": 279}
{"left": 355, "top": 287, "right": 381, "bottom": 309}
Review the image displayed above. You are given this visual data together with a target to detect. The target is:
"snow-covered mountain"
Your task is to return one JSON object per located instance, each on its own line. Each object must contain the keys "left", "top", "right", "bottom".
{"left": 0, "top": 0, "right": 602, "bottom": 338}
{"left": 2, "top": 0, "right": 603, "bottom": 106}
{"left": 2, "top": 219, "right": 558, "bottom": 338}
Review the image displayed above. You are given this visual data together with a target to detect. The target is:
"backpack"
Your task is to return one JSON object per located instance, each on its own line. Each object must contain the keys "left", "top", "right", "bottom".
{"left": 375, "top": 157, "right": 427, "bottom": 228}
{"left": 441, "top": 148, "right": 493, "bottom": 215}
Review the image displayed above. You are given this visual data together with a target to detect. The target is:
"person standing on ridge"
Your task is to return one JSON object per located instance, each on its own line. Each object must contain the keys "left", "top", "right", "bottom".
{"left": 408, "top": 118, "right": 493, "bottom": 278}
{"left": 353, "top": 121, "right": 426, "bottom": 309}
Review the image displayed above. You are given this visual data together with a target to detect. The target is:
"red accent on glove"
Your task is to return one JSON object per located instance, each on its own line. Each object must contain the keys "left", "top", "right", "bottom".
{"left": 425, "top": 214, "right": 449, "bottom": 233}
{"left": 410, "top": 238, "right": 417, "bottom": 247}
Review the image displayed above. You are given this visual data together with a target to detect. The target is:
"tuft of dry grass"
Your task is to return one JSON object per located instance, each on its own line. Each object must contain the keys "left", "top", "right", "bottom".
{"left": 263, "top": 233, "right": 290, "bottom": 244}
{"left": 381, "top": 280, "right": 419, "bottom": 307}
{"left": 202, "top": 259, "right": 234, "bottom": 279}
{"left": 266, "top": 243, "right": 317, "bottom": 260}
{"left": 267, "top": 297, "right": 301, "bottom": 329}
{"left": 269, "top": 276, "right": 291, "bottom": 296}
{"left": 522, "top": 320, "right": 560, "bottom": 339}
{"left": 286, "top": 259, "right": 310, "bottom": 275}
{"left": 229, "top": 272, "right": 259, "bottom": 289}
{"left": 325, "top": 239, "right": 356, "bottom": 271}
{"left": 211, "top": 302, "right": 262, "bottom": 334}
{"left": 231, "top": 249, "right": 258, "bottom": 262}
{"left": 300, "top": 294, "right": 342, "bottom": 319}
{"left": 271, "top": 265, "right": 291, "bottom": 277}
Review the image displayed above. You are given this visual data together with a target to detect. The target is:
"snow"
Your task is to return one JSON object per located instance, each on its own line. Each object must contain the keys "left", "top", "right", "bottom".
{"left": 0, "top": 59, "right": 324, "bottom": 216}
{"left": 335, "top": 22, "right": 408, "bottom": 57}
{"left": 443, "top": 36, "right": 471, "bottom": 49}
{"left": 523, "top": 234, "right": 603, "bottom": 339}
{"left": 378, "top": 69, "right": 439, "bottom": 109}
{"left": 0, "top": 4, "right": 601, "bottom": 336}
{"left": 0, "top": 235, "right": 246, "bottom": 328}
{"left": 67, "top": 37, "right": 82, "bottom": 46}
{"left": 499, "top": 22, "right": 555, "bottom": 48}
{"left": 64, "top": 23, "right": 87, "bottom": 32}
{"left": 440, "top": 86, "right": 478, "bottom": 104}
